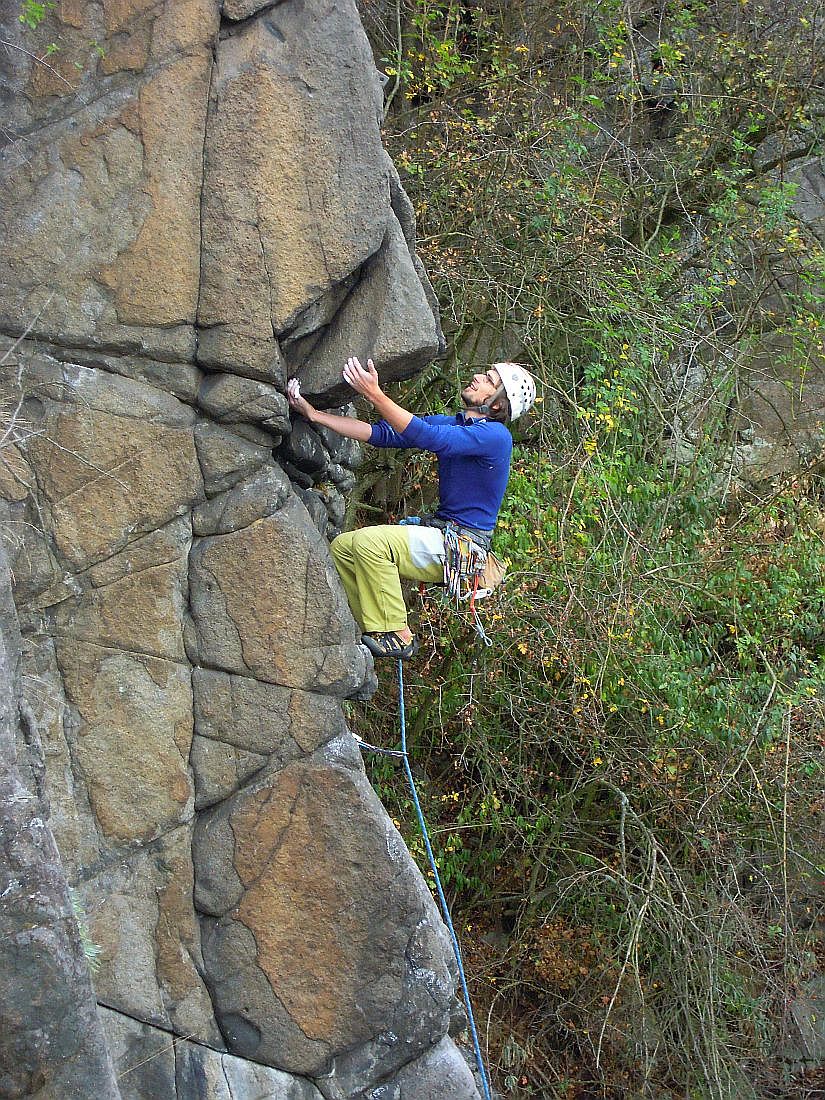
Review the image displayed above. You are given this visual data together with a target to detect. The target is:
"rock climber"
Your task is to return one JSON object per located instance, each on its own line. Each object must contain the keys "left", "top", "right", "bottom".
{"left": 286, "top": 356, "right": 536, "bottom": 659}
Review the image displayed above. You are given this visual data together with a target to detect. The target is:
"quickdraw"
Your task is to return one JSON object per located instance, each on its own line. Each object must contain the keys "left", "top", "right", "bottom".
{"left": 442, "top": 524, "right": 494, "bottom": 646}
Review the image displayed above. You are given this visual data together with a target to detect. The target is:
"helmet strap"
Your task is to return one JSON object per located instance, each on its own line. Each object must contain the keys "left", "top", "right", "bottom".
{"left": 477, "top": 384, "right": 507, "bottom": 417}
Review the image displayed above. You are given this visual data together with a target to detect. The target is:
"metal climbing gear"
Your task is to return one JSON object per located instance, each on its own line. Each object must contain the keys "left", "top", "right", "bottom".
{"left": 443, "top": 523, "right": 486, "bottom": 601}
{"left": 442, "top": 524, "right": 502, "bottom": 645}
{"left": 400, "top": 515, "right": 504, "bottom": 646}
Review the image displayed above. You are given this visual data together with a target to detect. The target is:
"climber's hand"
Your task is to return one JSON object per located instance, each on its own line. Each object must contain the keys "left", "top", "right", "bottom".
{"left": 287, "top": 378, "right": 316, "bottom": 420}
{"left": 343, "top": 356, "right": 382, "bottom": 404}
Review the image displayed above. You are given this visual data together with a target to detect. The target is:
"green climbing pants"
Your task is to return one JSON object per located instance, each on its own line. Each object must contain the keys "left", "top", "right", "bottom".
{"left": 330, "top": 525, "right": 445, "bottom": 633}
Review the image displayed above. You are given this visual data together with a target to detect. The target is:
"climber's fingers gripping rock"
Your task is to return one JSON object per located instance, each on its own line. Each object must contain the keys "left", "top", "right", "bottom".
{"left": 287, "top": 377, "right": 316, "bottom": 421}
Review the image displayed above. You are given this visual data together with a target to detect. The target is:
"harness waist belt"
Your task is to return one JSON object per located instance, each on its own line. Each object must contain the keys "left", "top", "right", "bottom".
{"left": 422, "top": 514, "right": 493, "bottom": 551}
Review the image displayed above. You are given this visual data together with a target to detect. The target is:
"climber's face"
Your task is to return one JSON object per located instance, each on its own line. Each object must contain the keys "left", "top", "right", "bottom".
{"left": 461, "top": 367, "right": 502, "bottom": 410}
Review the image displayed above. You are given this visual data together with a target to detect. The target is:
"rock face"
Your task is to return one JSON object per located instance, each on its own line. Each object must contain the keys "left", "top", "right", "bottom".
{"left": 195, "top": 744, "right": 459, "bottom": 1086}
{"left": 0, "top": 547, "right": 121, "bottom": 1100}
{"left": 0, "top": 1, "right": 469, "bottom": 1098}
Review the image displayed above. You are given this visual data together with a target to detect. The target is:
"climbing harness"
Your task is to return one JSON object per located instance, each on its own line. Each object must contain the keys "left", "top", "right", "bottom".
{"left": 357, "top": 662, "right": 494, "bottom": 1100}
{"left": 443, "top": 524, "right": 487, "bottom": 603}
{"left": 401, "top": 516, "right": 503, "bottom": 647}
{"left": 442, "top": 524, "right": 501, "bottom": 647}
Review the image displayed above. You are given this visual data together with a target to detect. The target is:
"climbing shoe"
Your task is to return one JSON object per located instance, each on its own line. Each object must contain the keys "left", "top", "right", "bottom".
{"left": 361, "top": 631, "right": 420, "bottom": 660}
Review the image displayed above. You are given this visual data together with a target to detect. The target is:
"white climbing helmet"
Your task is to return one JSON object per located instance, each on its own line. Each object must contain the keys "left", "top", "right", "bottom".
{"left": 493, "top": 362, "right": 536, "bottom": 421}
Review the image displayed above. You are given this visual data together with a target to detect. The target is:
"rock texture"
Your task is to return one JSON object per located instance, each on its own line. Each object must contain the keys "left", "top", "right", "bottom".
{"left": 195, "top": 740, "right": 458, "bottom": 1085}
{"left": 101, "top": 1006, "right": 325, "bottom": 1100}
{"left": 0, "top": 546, "right": 121, "bottom": 1100}
{"left": 662, "top": 154, "right": 825, "bottom": 479}
{"left": 0, "top": 0, "right": 469, "bottom": 1096}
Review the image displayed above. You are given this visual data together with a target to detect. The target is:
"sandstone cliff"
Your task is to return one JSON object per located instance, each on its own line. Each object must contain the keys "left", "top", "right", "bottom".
{"left": 0, "top": 2, "right": 476, "bottom": 1097}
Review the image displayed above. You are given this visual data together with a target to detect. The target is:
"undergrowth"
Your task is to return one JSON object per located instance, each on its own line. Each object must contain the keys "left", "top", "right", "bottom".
{"left": 352, "top": 452, "right": 825, "bottom": 1098}
{"left": 354, "top": 1, "right": 825, "bottom": 1095}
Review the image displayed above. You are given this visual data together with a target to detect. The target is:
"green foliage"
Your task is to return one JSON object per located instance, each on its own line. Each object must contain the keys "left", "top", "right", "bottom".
{"left": 354, "top": 0, "right": 825, "bottom": 1094}
{"left": 18, "top": 0, "right": 54, "bottom": 31}
{"left": 759, "top": 182, "right": 800, "bottom": 230}
{"left": 16, "top": 3, "right": 106, "bottom": 71}
{"left": 356, "top": 465, "right": 825, "bottom": 1096}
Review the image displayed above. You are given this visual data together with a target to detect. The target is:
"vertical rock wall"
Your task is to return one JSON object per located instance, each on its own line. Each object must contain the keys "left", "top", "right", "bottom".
{"left": 0, "top": 1, "right": 474, "bottom": 1097}
{"left": 0, "top": 545, "right": 121, "bottom": 1100}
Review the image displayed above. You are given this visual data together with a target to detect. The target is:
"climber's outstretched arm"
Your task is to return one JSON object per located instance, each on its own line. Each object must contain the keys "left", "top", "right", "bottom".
{"left": 286, "top": 378, "right": 373, "bottom": 442}
{"left": 287, "top": 357, "right": 413, "bottom": 441}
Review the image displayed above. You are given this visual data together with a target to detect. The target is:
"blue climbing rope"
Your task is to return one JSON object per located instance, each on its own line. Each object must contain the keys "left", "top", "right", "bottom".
{"left": 396, "top": 659, "right": 494, "bottom": 1100}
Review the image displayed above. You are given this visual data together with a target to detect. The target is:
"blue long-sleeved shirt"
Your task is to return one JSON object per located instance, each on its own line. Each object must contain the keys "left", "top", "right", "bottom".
{"left": 369, "top": 412, "right": 512, "bottom": 531}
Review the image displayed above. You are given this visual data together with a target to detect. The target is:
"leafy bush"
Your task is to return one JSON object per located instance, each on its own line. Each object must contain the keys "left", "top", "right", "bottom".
{"left": 354, "top": 1, "right": 825, "bottom": 1095}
